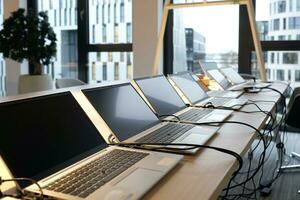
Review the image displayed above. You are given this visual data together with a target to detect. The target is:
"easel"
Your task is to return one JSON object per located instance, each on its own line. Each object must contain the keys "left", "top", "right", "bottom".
{"left": 153, "top": 0, "right": 267, "bottom": 81}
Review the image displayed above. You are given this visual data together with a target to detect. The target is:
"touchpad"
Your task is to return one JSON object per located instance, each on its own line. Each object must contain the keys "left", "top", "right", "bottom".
{"left": 181, "top": 133, "right": 208, "bottom": 143}
{"left": 114, "top": 168, "right": 162, "bottom": 196}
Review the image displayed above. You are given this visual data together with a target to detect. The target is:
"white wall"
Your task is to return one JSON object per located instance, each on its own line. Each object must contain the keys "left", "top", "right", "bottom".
{"left": 133, "top": 0, "right": 163, "bottom": 78}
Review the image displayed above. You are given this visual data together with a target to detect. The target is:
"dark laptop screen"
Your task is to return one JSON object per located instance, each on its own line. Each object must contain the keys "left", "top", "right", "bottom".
{"left": 135, "top": 76, "right": 187, "bottom": 115}
{"left": 221, "top": 68, "right": 245, "bottom": 84}
{"left": 0, "top": 92, "right": 107, "bottom": 187}
{"left": 82, "top": 84, "right": 160, "bottom": 141}
{"left": 208, "top": 69, "right": 233, "bottom": 89}
{"left": 170, "top": 73, "right": 209, "bottom": 104}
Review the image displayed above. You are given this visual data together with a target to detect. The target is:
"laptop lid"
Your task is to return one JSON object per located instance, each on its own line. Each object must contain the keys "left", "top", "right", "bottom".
{"left": 134, "top": 76, "right": 187, "bottom": 116}
{"left": 220, "top": 68, "right": 245, "bottom": 84}
{"left": 0, "top": 92, "right": 108, "bottom": 188}
{"left": 207, "top": 69, "right": 233, "bottom": 89}
{"left": 82, "top": 84, "right": 160, "bottom": 142}
{"left": 170, "top": 72, "right": 209, "bottom": 104}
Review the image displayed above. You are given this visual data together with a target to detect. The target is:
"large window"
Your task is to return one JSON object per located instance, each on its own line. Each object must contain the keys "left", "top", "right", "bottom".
{"left": 87, "top": 0, "right": 133, "bottom": 84}
{"left": 38, "top": 0, "right": 78, "bottom": 80}
{"left": 170, "top": 0, "right": 239, "bottom": 74}
{"left": 252, "top": 0, "right": 300, "bottom": 88}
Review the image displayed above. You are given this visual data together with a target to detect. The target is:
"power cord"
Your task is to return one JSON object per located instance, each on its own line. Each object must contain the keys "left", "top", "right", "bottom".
{"left": 0, "top": 177, "right": 44, "bottom": 199}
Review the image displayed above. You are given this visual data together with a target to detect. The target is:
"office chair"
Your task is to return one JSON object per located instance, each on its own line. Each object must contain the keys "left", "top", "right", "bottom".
{"left": 55, "top": 78, "right": 86, "bottom": 89}
{"left": 279, "top": 87, "right": 300, "bottom": 172}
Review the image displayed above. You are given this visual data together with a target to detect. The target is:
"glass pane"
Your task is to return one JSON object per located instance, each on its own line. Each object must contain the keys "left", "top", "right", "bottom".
{"left": 251, "top": 51, "right": 300, "bottom": 88}
{"left": 173, "top": 1, "right": 239, "bottom": 74}
{"left": 256, "top": 0, "right": 300, "bottom": 41}
{"left": 89, "top": 0, "right": 132, "bottom": 44}
{"left": 38, "top": 0, "right": 78, "bottom": 79}
{"left": 88, "top": 52, "right": 133, "bottom": 84}
{"left": 0, "top": 0, "right": 5, "bottom": 96}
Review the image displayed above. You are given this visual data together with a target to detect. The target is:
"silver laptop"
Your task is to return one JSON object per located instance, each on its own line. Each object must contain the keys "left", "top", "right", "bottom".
{"left": 168, "top": 72, "right": 248, "bottom": 109}
{"left": 0, "top": 92, "right": 182, "bottom": 200}
{"left": 79, "top": 83, "right": 219, "bottom": 154}
{"left": 220, "top": 67, "right": 271, "bottom": 88}
{"left": 133, "top": 76, "right": 233, "bottom": 124}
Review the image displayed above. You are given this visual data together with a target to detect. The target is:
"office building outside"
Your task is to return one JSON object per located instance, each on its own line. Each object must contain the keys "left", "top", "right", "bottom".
{"left": 38, "top": 0, "right": 133, "bottom": 84}
{"left": 185, "top": 28, "right": 206, "bottom": 72}
{"left": 265, "top": 0, "right": 300, "bottom": 88}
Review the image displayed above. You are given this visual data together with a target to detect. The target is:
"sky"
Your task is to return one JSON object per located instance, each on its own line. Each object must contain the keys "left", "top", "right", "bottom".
{"left": 180, "top": 1, "right": 268, "bottom": 54}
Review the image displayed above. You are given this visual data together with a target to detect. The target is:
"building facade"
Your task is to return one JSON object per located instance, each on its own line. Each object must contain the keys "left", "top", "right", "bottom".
{"left": 185, "top": 28, "right": 206, "bottom": 72}
{"left": 266, "top": 0, "right": 300, "bottom": 87}
{"left": 38, "top": 0, "right": 133, "bottom": 84}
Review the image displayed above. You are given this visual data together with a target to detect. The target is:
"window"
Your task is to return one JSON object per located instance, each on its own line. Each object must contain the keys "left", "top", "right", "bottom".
{"left": 278, "top": 1, "right": 286, "bottom": 13}
{"left": 290, "top": 0, "right": 293, "bottom": 11}
{"left": 289, "top": 17, "right": 300, "bottom": 29}
{"left": 92, "top": 25, "right": 96, "bottom": 43}
{"left": 283, "top": 52, "right": 298, "bottom": 64}
{"left": 273, "top": 19, "right": 280, "bottom": 31}
{"left": 96, "top": 5, "right": 99, "bottom": 24}
{"left": 171, "top": 3, "right": 239, "bottom": 73}
{"left": 102, "top": 24, "right": 107, "bottom": 42}
{"left": 114, "top": 3, "right": 117, "bottom": 23}
{"left": 103, "top": 63, "right": 107, "bottom": 80}
{"left": 278, "top": 35, "right": 286, "bottom": 40}
{"left": 297, "top": 0, "right": 300, "bottom": 11}
{"left": 114, "top": 63, "right": 119, "bottom": 80}
{"left": 120, "top": 0, "right": 125, "bottom": 22}
{"left": 92, "top": 62, "right": 96, "bottom": 80}
{"left": 127, "top": 64, "right": 133, "bottom": 79}
{"left": 86, "top": 0, "right": 133, "bottom": 83}
{"left": 114, "top": 24, "right": 119, "bottom": 43}
{"left": 126, "top": 23, "right": 132, "bottom": 43}
{"left": 39, "top": 0, "right": 78, "bottom": 80}
{"left": 296, "top": 70, "right": 300, "bottom": 81}
{"left": 277, "top": 69, "right": 285, "bottom": 81}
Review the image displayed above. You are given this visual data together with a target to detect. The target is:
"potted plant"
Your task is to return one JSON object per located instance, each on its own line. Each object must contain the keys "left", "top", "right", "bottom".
{"left": 0, "top": 8, "right": 57, "bottom": 94}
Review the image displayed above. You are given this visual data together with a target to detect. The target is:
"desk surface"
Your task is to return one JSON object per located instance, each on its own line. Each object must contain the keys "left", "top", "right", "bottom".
{"left": 144, "top": 83, "right": 287, "bottom": 200}
{"left": 0, "top": 83, "right": 288, "bottom": 200}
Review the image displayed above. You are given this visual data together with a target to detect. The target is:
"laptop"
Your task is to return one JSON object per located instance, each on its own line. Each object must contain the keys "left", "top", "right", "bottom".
{"left": 0, "top": 91, "right": 182, "bottom": 200}
{"left": 79, "top": 83, "right": 219, "bottom": 154}
{"left": 168, "top": 72, "right": 248, "bottom": 109}
{"left": 220, "top": 67, "right": 271, "bottom": 88}
{"left": 133, "top": 75, "right": 233, "bottom": 124}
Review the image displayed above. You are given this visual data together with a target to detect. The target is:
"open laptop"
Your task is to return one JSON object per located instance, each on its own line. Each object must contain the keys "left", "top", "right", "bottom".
{"left": 0, "top": 91, "right": 182, "bottom": 200}
{"left": 168, "top": 72, "right": 248, "bottom": 109}
{"left": 133, "top": 75, "right": 233, "bottom": 124}
{"left": 220, "top": 67, "right": 271, "bottom": 88}
{"left": 79, "top": 83, "right": 219, "bottom": 154}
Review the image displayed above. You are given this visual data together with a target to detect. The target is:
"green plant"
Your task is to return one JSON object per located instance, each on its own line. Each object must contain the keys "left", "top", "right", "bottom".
{"left": 0, "top": 8, "right": 57, "bottom": 75}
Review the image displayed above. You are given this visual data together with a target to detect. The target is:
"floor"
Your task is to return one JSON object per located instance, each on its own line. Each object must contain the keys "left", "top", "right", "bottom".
{"left": 220, "top": 131, "right": 300, "bottom": 200}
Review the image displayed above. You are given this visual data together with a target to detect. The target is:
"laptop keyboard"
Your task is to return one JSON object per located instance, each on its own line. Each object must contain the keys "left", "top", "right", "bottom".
{"left": 136, "top": 123, "right": 194, "bottom": 144}
{"left": 178, "top": 109, "right": 212, "bottom": 122}
{"left": 44, "top": 149, "right": 148, "bottom": 198}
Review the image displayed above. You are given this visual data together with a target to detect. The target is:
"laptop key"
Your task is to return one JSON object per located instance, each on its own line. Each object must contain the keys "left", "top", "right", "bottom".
{"left": 44, "top": 149, "right": 148, "bottom": 197}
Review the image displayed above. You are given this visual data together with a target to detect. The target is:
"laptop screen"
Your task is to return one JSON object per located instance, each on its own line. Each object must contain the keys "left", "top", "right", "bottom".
{"left": 0, "top": 92, "right": 108, "bottom": 188}
{"left": 82, "top": 84, "right": 160, "bottom": 141}
{"left": 170, "top": 73, "right": 209, "bottom": 104}
{"left": 207, "top": 69, "right": 233, "bottom": 89}
{"left": 221, "top": 68, "right": 245, "bottom": 84}
{"left": 135, "top": 76, "right": 187, "bottom": 115}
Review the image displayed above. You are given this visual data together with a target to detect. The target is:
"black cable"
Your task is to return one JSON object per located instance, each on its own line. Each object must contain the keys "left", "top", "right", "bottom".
{"left": 0, "top": 177, "right": 44, "bottom": 199}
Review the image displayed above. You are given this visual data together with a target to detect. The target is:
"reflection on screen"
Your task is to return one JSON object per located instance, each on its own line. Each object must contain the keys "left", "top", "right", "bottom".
{"left": 135, "top": 76, "right": 187, "bottom": 115}
{"left": 208, "top": 69, "right": 232, "bottom": 89}
{"left": 83, "top": 84, "right": 160, "bottom": 141}
{"left": 0, "top": 92, "right": 107, "bottom": 187}
{"left": 171, "top": 73, "right": 208, "bottom": 104}
{"left": 221, "top": 68, "right": 245, "bottom": 84}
